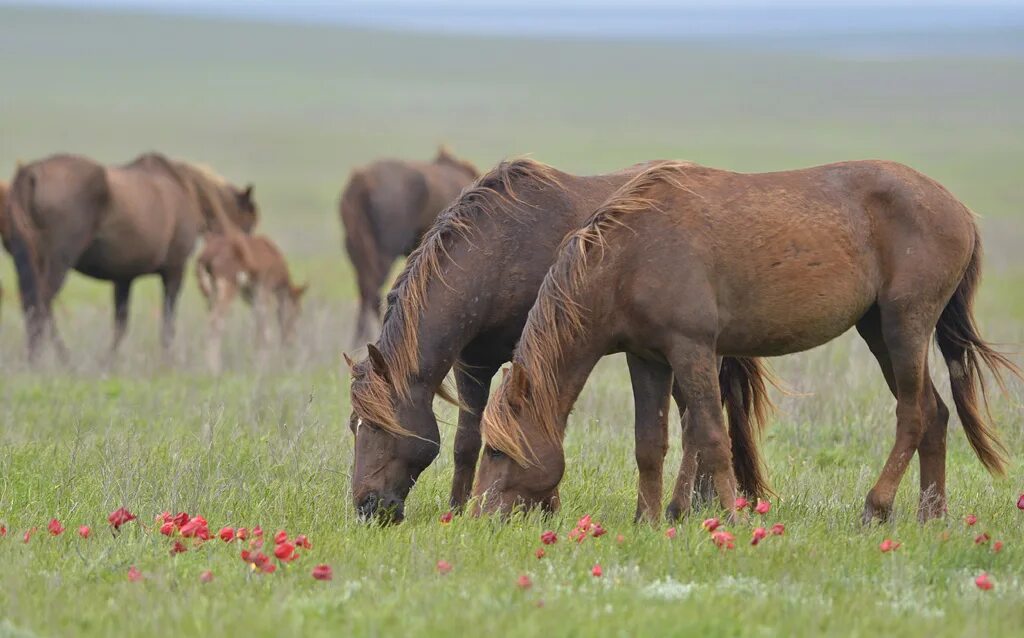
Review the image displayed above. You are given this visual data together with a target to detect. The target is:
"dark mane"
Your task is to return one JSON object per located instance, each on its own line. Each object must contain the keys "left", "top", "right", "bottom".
{"left": 483, "top": 161, "right": 695, "bottom": 465}
{"left": 350, "top": 158, "right": 561, "bottom": 436}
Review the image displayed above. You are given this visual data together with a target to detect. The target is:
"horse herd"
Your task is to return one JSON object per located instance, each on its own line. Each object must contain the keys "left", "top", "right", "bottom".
{"left": 0, "top": 149, "right": 1017, "bottom": 525}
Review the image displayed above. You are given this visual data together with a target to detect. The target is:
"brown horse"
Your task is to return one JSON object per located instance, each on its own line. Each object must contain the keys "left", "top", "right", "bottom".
{"left": 4, "top": 152, "right": 258, "bottom": 361}
{"left": 195, "top": 233, "right": 308, "bottom": 373}
{"left": 340, "top": 146, "right": 479, "bottom": 347}
{"left": 347, "top": 158, "right": 772, "bottom": 524}
{"left": 475, "top": 160, "right": 1017, "bottom": 524}
{"left": 0, "top": 179, "right": 8, "bottom": 316}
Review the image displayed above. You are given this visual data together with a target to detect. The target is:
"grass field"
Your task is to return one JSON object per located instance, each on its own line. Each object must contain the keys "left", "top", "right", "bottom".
{"left": 1, "top": 6, "right": 1023, "bottom": 637}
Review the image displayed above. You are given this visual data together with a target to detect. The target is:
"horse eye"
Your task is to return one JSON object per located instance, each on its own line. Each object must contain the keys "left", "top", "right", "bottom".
{"left": 485, "top": 447, "right": 505, "bottom": 459}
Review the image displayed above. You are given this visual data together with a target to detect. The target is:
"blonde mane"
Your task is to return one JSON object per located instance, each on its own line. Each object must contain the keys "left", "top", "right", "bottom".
{"left": 482, "top": 161, "right": 695, "bottom": 466}
{"left": 349, "top": 158, "right": 562, "bottom": 436}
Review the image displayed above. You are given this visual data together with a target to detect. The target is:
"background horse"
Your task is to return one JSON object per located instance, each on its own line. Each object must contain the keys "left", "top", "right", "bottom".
{"left": 0, "top": 179, "right": 7, "bottom": 316}
{"left": 347, "top": 158, "right": 772, "bottom": 524}
{"left": 475, "top": 160, "right": 1017, "bottom": 523}
{"left": 339, "top": 146, "right": 478, "bottom": 346}
{"left": 196, "top": 233, "right": 308, "bottom": 373}
{"left": 4, "top": 152, "right": 259, "bottom": 361}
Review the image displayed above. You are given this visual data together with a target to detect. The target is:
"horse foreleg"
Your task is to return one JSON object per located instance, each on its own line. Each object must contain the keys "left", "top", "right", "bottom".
{"left": 449, "top": 363, "right": 499, "bottom": 511}
{"left": 206, "top": 278, "right": 236, "bottom": 374}
{"left": 626, "top": 353, "right": 672, "bottom": 524}
{"left": 110, "top": 279, "right": 132, "bottom": 354}
{"left": 160, "top": 268, "right": 184, "bottom": 355}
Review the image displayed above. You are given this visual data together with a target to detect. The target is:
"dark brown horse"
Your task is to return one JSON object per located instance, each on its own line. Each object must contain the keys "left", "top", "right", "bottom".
{"left": 475, "top": 160, "right": 1017, "bottom": 524}
{"left": 4, "top": 152, "right": 259, "bottom": 361}
{"left": 347, "top": 158, "right": 772, "bottom": 524}
{"left": 340, "top": 146, "right": 479, "bottom": 346}
{"left": 0, "top": 179, "right": 8, "bottom": 316}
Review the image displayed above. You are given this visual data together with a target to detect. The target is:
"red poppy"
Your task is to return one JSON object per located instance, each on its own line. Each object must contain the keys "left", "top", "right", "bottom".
{"left": 751, "top": 527, "right": 768, "bottom": 546}
{"left": 965, "top": 514, "right": 977, "bottom": 526}
{"left": 159, "top": 522, "right": 175, "bottom": 536}
{"left": 23, "top": 528, "right": 36, "bottom": 543}
{"left": 171, "top": 540, "right": 187, "bottom": 555}
{"left": 711, "top": 530, "right": 735, "bottom": 550}
{"left": 517, "top": 574, "right": 533, "bottom": 589}
{"left": 0, "top": 525, "right": 6, "bottom": 537}
{"left": 274, "top": 530, "right": 288, "bottom": 545}
{"left": 296, "top": 534, "right": 312, "bottom": 550}
{"left": 734, "top": 497, "right": 749, "bottom": 511}
{"left": 127, "top": 566, "right": 142, "bottom": 582}
{"left": 218, "top": 527, "right": 235, "bottom": 542}
{"left": 252, "top": 526, "right": 264, "bottom": 537}
{"left": 437, "top": 560, "right": 453, "bottom": 575}
{"left": 250, "top": 552, "right": 275, "bottom": 573}
{"left": 702, "top": 518, "right": 721, "bottom": 533}
{"left": 535, "top": 548, "right": 546, "bottom": 559}
{"left": 540, "top": 531, "right": 558, "bottom": 545}
{"left": 591, "top": 564, "right": 603, "bottom": 577}
{"left": 754, "top": 500, "right": 771, "bottom": 516}
{"left": 172, "top": 512, "right": 189, "bottom": 528}
{"left": 274, "top": 541, "right": 296, "bottom": 561}
{"left": 665, "top": 527, "right": 677, "bottom": 539}
{"left": 48, "top": 519, "right": 64, "bottom": 536}
{"left": 157, "top": 512, "right": 172, "bottom": 524}
{"left": 240, "top": 550, "right": 252, "bottom": 562}
{"left": 591, "top": 524, "right": 607, "bottom": 538}
{"left": 879, "top": 539, "right": 900, "bottom": 553}
{"left": 974, "top": 533, "right": 991, "bottom": 545}
{"left": 78, "top": 525, "right": 91, "bottom": 539}
{"left": 1017, "top": 494, "right": 1024, "bottom": 511}
{"left": 180, "top": 516, "right": 209, "bottom": 540}
{"left": 107, "top": 507, "right": 136, "bottom": 531}
{"left": 236, "top": 527, "right": 248, "bottom": 540}
{"left": 975, "top": 572, "right": 993, "bottom": 591}
{"left": 199, "top": 570, "right": 214, "bottom": 583}
{"left": 770, "top": 523, "right": 785, "bottom": 536}
{"left": 993, "top": 540, "right": 1004, "bottom": 553}
{"left": 312, "top": 564, "right": 333, "bottom": 581}
{"left": 439, "top": 511, "right": 453, "bottom": 524}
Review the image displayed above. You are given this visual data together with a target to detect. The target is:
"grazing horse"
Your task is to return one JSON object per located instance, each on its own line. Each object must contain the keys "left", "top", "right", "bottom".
{"left": 475, "top": 160, "right": 1017, "bottom": 524}
{"left": 195, "top": 233, "right": 308, "bottom": 373}
{"left": 340, "top": 146, "right": 479, "bottom": 346}
{"left": 0, "top": 179, "right": 7, "bottom": 314}
{"left": 4, "top": 153, "right": 258, "bottom": 361}
{"left": 347, "top": 158, "right": 772, "bottom": 524}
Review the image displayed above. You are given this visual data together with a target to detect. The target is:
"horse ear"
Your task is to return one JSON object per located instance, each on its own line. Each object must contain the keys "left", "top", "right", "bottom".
{"left": 366, "top": 344, "right": 391, "bottom": 383}
{"left": 240, "top": 184, "right": 254, "bottom": 202}
{"left": 290, "top": 282, "right": 309, "bottom": 299}
{"left": 342, "top": 352, "right": 356, "bottom": 371}
{"left": 505, "top": 363, "right": 530, "bottom": 407}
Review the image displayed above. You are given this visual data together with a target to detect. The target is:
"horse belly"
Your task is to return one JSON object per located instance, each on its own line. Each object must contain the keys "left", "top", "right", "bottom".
{"left": 78, "top": 208, "right": 175, "bottom": 278}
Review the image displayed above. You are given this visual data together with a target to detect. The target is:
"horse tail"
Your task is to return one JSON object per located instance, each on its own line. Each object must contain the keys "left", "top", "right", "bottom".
{"left": 6, "top": 165, "right": 44, "bottom": 315}
{"left": 339, "top": 169, "right": 383, "bottom": 305}
{"left": 719, "top": 356, "right": 776, "bottom": 499}
{"left": 935, "top": 230, "right": 1019, "bottom": 476}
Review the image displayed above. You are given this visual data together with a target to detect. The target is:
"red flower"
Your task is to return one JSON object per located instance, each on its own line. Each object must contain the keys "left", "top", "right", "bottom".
{"left": 770, "top": 523, "right": 785, "bottom": 536}
{"left": 702, "top": 518, "right": 721, "bottom": 533}
{"left": 240, "top": 550, "right": 252, "bottom": 563}
{"left": 78, "top": 525, "right": 91, "bottom": 539}
{"left": 157, "top": 512, "right": 172, "bottom": 524}
{"left": 236, "top": 527, "right": 248, "bottom": 540}
{"left": 274, "top": 530, "right": 288, "bottom": 545}
{"left": 296, "top": 534, "right": 312, "bottom": 550}
{"left": 0, "top": 525, "right": 6, "bottom": 537}
{"left": 199, "top": 570, "right": 214, "bottom": 583}
{"left": 48, "top": 518, "right": 64, "bottom": 536}
{"left": 312, "top": 564, "right": 333, "bottom": 581}
{"left": 993, "top": 540, "right": 1004, "bottom": 553}
{"left": 879, "top": 539, "right": 900, "bottom": 553}
{"left": 107, "top": 507, "right": 136, "bottom": 531}
{"left": 252, "top": 526, "right": 264, "bottom": 537}
{"left": 591, "top": 564, "right": 602, "bottom": 577}
{"left": 439, "top": 511, "right": 453, "bottom": 524}
{"left": 974, "top": 533, "right": 991, "bottom": 545}
{"left": 665, "top": 527, "right": 677, "bottom": 539}
{"left": 127, "top": 566, "right": 142, "bottom": 582}
{"left": 1017, "top": 494, "right": 1024, "bottom": 511}
{"left": 751, "top": 527, "right": 768, "bottom": 546}
{"left": 274, "top": 541, "right": 296, "bottom": 561}
{"left": 218, "top": 527, "right": 235, "bottom": 542}
{"left": 180, "top": 516, "right": 209, "bottom": 540}
{"left": 577, "top": 515, "right": 592, "bottom": 530}
{"left": 965, "top": 514, "right": 977, "bottom": 526}
{"left": 711, "top": 530, "right": 735, "bottom": 550}
{"left": 734, "top": 497, "right": 749, "bottom": 511}
{"left": 615, "top": 534, "right": 624, "bottom": 544}
{"left": 535, "top": 548, "right": 546, "bottom": 559}
{"left": 172, "top": 512, "right": 189, "bottom": 528}
{"left": 248, "top": 552, "right": 276, "bottom": 573}
{"left": 171, "top": 540, "right": 187, "bottom": 555}
{"left": 975, "top": 572, "right": 993, "bottom": 591}
{"left": 159, "top": 522, "right": 175, "bottom": 536}
{"left": 436, "top": 560, "right": 453, "bottom": 575}
{"left": 540, "top": 531, "right": 558, "bottom": 545}
{"left": 754, "top": 500, "right": 771, "bottom": 515}
{"left": 23, "top": 528, "right": 36, "bottom": 543}
{"left": 591, "top": 524, "right": 607, "bottom": 538}
{"left": 517, "top": 574, "right": 533, "bottom": 589}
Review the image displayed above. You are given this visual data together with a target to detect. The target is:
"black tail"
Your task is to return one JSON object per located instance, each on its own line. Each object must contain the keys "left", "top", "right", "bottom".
{"left": 719, "top": 356, "right": 777, "bottom": 499}
{"left": 935, "top": 231, "right": 1020, "bottom": 476}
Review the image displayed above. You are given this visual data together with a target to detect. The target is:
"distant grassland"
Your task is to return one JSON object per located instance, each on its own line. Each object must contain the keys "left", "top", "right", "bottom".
{"left": 0, "top": 7, "right": 1022, "bottom": 638}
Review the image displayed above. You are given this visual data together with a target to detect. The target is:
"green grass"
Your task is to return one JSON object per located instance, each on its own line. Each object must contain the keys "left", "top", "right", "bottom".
{"left": 1, "top": 6, "right": 1023, "bottom": 637}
